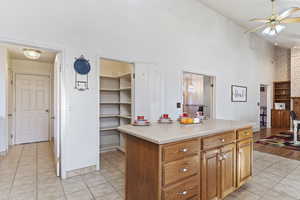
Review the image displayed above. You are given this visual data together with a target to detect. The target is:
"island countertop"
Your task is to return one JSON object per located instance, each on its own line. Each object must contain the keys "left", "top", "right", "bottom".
{"left": 118, "top": 119, "right": 254, "bottom": 144}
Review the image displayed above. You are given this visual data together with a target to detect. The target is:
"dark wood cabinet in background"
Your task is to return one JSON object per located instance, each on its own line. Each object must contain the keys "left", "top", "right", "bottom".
{"left": 271, "top": 109, "right": 290, "bottom": 129}
{"left": 271, "top": 81, "right": 291, "bottom": 129}
{"left": 293, "top": 98, "right": 300, "bottom": 118}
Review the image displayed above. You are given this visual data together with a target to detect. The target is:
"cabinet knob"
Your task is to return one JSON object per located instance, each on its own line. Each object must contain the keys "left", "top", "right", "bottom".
{"left": 223, "top": 154, "right": 228, "bottom": 159}
{"left": 220, "top": 138, "right": 225, "bottom": 143}
{"left": 244, "top": 131, "right": 249, "bottom": 136}
{"left": 180, "top": 148, "right": 188, "bottom": 153}
{"left": 180, "top": 168, "right": 188, "bottom": 173}
{"left": 178, "top": 191, "right": 188, "bottom": 196}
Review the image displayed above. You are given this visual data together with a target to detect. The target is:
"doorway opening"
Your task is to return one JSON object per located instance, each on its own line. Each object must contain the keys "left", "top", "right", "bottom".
{"left": 99, "top": 58, "right": 135, "bottom": 153}
{"left": 260, "top": 85, "right": 268, "bottom": 129}
{"left": 182, "top": 71, "right": 215, "bottom": 119}
{"left": 0, "top": 42, "right": 62, "bottom": 176}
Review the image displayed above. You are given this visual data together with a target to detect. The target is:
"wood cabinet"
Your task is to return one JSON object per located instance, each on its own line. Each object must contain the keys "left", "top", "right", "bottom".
{"left": 293, "top": 98, "right": 300, "bottom": 118}
{"left": 271, "top": 109, "right": 290, "bottom": 129}
{"left": 220, "top": 144, "right": 236, "bottom": 199}
{"left": 237, "top": 139, "right": 252, "bottom": 187}
{"left": 125, "top": 127, "right": 253, "bottom": 200}
{"left": 202, "top": 148, "right": 220, "bottom": 200}
{"left": 273, "top": 81, "right": 291, "bottom": 110}
{"left": 201, "top": 136, "right": 236, "bottom": 200}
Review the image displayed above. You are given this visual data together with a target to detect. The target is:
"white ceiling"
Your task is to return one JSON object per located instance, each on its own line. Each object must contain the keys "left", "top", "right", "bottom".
{"left": 198, "top": 0, "right": 300, "bottom": 48}
{"left": 3, "top": 43, "right": 56, "bottom": 63}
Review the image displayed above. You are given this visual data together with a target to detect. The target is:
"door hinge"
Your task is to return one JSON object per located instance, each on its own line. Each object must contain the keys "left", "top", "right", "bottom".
{"left": 133, "top": 73, "right": 135, "bottom": 79}
{"left": 11, "top": 80, "right": 13, "bottom": 85}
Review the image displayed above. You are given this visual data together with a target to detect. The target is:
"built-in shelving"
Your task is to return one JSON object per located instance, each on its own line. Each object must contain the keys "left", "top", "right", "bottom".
{"left": 99, "top": 58, "right": 134, "bottom": 153}
{"left": 273, "top": 81, "right": 291, "bottom": 110}
{"left": 100, "top": 115, "right": 131, "bottom": 119}
{"left": 100, "top": 127, "right": 118, "bottom": 131}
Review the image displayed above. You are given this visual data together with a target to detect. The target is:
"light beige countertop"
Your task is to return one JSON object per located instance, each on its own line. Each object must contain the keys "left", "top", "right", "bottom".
{"left": 118, "top": 119, "right": 255, "bottom": 144}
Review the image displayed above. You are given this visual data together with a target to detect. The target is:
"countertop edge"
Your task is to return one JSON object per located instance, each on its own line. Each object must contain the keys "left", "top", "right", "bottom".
{"left": 118, "top": 121, "right": 254, "bottom": 145}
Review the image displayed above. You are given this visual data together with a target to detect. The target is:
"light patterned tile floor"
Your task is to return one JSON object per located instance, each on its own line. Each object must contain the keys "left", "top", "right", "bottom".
{"left": 1, "top": 142, "right": 300, "bottom": 200}
{"left": 0, "top": 142, "right": 124, "bottom": 200}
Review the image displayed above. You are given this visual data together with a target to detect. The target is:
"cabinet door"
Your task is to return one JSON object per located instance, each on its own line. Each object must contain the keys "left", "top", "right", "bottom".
{"left": 201, "top": 148, "right": 220, "bottom": 200}
{"left": 271, "top": 110, "right": 281, "bottom": 128}
{"left": 220, "top": 144, "right": 236, "bottom": 199}
{"left": 281, "top": 110, "right": 290, "bottom": 129}
{"left": 293, "top": 98, "right": 300, "bottom": 118}
{"left": 237, "top": 139, "right": 253, "bottom": 187}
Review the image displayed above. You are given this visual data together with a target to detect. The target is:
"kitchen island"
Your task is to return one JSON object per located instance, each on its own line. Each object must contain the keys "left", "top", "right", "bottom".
{"left": 118, "top": 119, "right": 254, "bottom": 200}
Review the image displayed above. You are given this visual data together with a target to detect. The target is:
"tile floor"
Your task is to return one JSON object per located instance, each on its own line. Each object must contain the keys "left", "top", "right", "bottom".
{"left": 1, "top": 142, "right": 300, "bottom": 200}
{"left": 0, "top": 142, "right": 124, "bottom": 200}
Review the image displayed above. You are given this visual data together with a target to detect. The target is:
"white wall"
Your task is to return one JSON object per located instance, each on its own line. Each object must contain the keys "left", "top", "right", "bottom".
{"left": 0, "top": 0, "right": 276, "bottom": 175}
{"left": 0, "top": 47, "right": 9, "bottom": 153}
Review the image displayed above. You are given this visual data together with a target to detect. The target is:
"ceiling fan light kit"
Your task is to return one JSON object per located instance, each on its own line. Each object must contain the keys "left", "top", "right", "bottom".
{"left": 246, "top": 0, "right": 300, "bottom": 36}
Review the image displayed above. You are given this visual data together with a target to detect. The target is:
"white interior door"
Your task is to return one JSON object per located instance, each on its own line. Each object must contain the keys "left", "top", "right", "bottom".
{"left": 53, "top": 53, "right": 61, "bottom": 176}
{"left": 16, "top": 74, "right": 50, "bottom": 144}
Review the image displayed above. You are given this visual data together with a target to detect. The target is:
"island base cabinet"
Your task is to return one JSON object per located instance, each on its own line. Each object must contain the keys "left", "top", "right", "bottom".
{"left": 201, "top": 144, "right": 236, "bottom": 200}
{"left": 201, "top": 148, "right": 220, "bottom": 200}
{"left": 237, "top": 139, "right": 253, "bottom": 187}
{"left": 220, "top": 144, "right": 236, "bottom": 199}
{"left": 124, "top": 127, "right": 253, "bottom": 200}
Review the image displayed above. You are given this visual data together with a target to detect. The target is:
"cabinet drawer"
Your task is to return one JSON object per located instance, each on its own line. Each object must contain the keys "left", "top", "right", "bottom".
{"left": 202, "top": 131, "right": 235, "bottom": 150}
{"left": 237, "top": 128, "right": 253, "bottom": 140}
{"left": 162, "top": 176, "right": 199, "bottom": 200}
{"left": 163, "top": 155, "right": 199, "bottom": 186}
{"left": 163, "top": 140, "right": 199, "bottom": 162}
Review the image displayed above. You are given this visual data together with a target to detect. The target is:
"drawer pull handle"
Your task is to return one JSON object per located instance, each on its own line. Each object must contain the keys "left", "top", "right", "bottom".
{"left": 180, "top": 168, "right": 188, "bottom": 173}
{"left": 180, "top": 148, "right": 189, "bottom": 153}
{"left": 219, "top": 155, "right": 224, "bottom": 161}
{"left": 178, "top": 191, "right": 188, "bottom": 196}
{"left": 220, "top": 138, "right": 225, "bottom": 143}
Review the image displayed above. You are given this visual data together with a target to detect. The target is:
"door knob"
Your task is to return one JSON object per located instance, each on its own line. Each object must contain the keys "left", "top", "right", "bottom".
{"left": 45, "top": 109, "right": 49, "bottom": 113}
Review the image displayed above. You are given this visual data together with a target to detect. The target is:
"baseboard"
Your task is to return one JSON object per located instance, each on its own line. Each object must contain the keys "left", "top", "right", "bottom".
{"left": 65, "top": 165, "right": 97, "bottom": 179}
{"left": 0, "top": 150, "right": 7, "bottom": 156}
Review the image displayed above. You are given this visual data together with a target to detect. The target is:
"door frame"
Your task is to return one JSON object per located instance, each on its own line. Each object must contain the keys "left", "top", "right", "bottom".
{"left": 0, "top": 38, "right": 65, "bottom": 177}
{"left": 98, "top": 56, "right": 136, "bottom": 169}
{"left": 14, "top": 73, "right": 51, "bottom": 144}
{"left": 181, "top": 70, "right": 216, "bottom": 119}
{"left": 259, "top": 84, "right": 272, "bottom": 129}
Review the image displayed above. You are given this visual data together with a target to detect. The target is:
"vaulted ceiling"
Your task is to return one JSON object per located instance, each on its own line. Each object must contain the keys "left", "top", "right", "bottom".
{"left": 199, "top": 0, "right": 300, "bottom": 48}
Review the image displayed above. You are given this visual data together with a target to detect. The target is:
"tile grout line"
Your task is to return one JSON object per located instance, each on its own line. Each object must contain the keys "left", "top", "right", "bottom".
{"left": 8, "top": 145, "right": 24, "bottom": 199}
{"left": 80, "top": 174, "right": 96, "bottom": 200}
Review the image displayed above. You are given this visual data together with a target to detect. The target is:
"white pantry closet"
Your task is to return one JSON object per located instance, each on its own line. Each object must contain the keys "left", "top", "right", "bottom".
{"left": 99, "top": 58, "right": 134, "bottom": 152}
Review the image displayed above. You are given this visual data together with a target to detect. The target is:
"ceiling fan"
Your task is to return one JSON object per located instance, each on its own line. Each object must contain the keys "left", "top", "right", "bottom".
{"left": 246, "top": 0, "right": 300, "bottom": 36}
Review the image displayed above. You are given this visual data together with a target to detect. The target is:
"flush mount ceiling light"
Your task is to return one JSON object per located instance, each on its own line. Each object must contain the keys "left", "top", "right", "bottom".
{"left": 246, "top": 0, "right": 300, "bottom": 36}
{"left": 23, "top": 48, "right": 42, "bottom": 60}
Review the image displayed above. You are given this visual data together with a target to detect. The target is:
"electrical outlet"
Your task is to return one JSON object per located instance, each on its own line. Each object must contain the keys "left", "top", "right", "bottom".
{"left": 177, "top": 102, "right": 181, "bottom": 108}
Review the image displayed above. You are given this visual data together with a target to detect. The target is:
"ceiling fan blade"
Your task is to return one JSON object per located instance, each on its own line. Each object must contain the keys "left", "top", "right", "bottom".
{"left": 245, "top": 24, "right": 268, "bottom": 33}
{"left": 281, "top": 17, "right": 300, "bottom": 24}
{"left": 250, "top": 18, "right": 270, "bottom": 23}
{"left": 278, "top": 7, "right": 300, "bottom": 20}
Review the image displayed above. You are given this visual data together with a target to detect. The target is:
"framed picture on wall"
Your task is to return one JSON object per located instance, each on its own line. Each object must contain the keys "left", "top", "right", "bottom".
{"left": 231, "top": 85, "right": 247, "bottom": 102}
